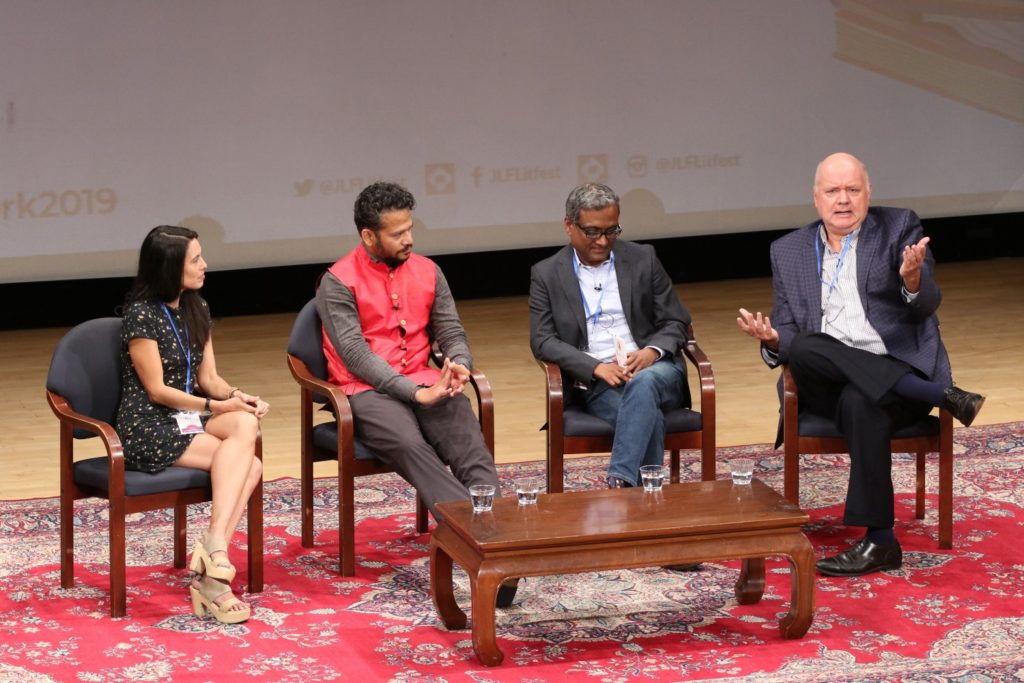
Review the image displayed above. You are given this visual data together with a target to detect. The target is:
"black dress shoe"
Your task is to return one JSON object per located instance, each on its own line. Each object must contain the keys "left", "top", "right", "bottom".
{"left": 662, "top": 563, "right": 702, "bottom": 572}
{"left": 607, "top": 476, "right": 631, "bottom": 489}
{"left": 816, "top": 537, "right": 902, "bottom": 577}
{"left": 944, "top": 386, "right": 985, "bottom": 427}
{"left": 496, "top": 578, "right": 520, "bottom": 608}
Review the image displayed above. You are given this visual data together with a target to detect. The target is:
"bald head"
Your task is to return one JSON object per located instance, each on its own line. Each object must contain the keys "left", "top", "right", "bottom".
{"left": 813, "top": 153, "right": 870, "bottom": 192}
{"left": 812, "top": 152, "right": 872, "bottom": 245}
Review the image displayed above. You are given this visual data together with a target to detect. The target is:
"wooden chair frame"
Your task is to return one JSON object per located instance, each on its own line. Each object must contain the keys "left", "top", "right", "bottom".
{"left": 538, "top": 324, "right": 716, "bottom": 494}
{"left": 47, "top": 390, "right": 264, "bottom": 618}
{"left": 781, "top": 365, "right": 954, "bottom": 548}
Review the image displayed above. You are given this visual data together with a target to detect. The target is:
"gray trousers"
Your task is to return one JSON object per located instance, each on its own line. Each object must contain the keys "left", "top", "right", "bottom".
{"left": 348, "top": 390, "right": 500, "bottom": 518}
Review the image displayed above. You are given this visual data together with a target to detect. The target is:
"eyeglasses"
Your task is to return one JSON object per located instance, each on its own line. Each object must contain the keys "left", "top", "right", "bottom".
{"left": 573, "top": 223, "right": 622, "bottom": 240}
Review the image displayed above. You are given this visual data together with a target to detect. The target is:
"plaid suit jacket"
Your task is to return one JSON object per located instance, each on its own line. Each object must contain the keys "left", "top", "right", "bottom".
{"left": 767, "top": 206, "right": 952, "bottom": 387}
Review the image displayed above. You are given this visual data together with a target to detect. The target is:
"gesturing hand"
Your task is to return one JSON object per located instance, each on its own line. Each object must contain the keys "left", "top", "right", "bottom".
{"left": 899, "top": 236, "right": 930, "bottom": 293}
{"left": 736, "top": 307, "right": 779, "bottom": 351}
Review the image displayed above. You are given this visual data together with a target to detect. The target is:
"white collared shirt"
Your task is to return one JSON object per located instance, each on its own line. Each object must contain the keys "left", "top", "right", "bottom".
{"left": 818, "top": 225, "right": 888, "bottom": 355}
{"left": 572, "top": 251, "right": 638, "bottom": 363}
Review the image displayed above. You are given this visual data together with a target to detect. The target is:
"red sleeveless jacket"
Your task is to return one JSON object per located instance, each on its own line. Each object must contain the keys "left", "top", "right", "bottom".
{"left": 323, "top": 247, "right": 440, "bottom": 395}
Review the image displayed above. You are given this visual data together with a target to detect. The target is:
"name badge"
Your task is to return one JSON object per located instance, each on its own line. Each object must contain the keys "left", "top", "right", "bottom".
{"left": 614, "top": 335, "right": 628, "bottom": 368}
{"left": 173, "top": 411, "right": 205, "bottom": 435}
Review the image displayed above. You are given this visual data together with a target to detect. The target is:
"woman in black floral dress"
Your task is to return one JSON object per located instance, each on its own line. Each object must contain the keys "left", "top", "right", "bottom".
{"left": 116, "top": 225, "right": 269, "bottom": 624}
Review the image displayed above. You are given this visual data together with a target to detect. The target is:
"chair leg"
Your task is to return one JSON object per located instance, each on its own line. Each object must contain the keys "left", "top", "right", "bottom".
{"left": 415, "top": 495, "right": 428, "bottom": 534}
{"left": 669, "top": 449, "right": 680, "bottom": 484}
{"left": 339, "top": 472, "right": 356, "bottom": 576}
{"left": 700, "top": 440, "right": 716, "bottom": 481}
{"left": 108, "top": 501, "right": 127, "bottom": 618}
{"left": 60, "top": 491, "right": 74, "bottom": 589}
{"left": 783, "top": 446, "right": 799, "bottom": 506}
{"left": 548, "top": 442, "right": 565, "bottom": 494}
{"left": 244, "top": 479, "right": 264, "bottom": 593}
{"left": 301, "top": 455, "right": 315, "bottom": 548}
{"left": 173, "top": 502, "right": 188, "bottom": 568}
{"left": 938, "top": 430, "right": 954, "bottom": 550}
{"left": 914, "top": 451, "right": 926, "bottom": 520}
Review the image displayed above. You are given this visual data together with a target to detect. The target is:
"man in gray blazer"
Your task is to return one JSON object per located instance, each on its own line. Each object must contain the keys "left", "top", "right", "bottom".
{"left": 738, "top": 152, "right": 984, "bottom": 577}
{"left": 530, "top": 183, "right": 692, "bottom": 488}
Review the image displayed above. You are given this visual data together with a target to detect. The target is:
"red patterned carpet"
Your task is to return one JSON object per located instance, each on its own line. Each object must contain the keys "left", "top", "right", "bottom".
{"left": 2, "top": 423, "right": 1023, "bottom": 682}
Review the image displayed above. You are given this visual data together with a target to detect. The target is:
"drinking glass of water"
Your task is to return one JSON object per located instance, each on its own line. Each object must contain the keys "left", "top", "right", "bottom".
{"left": 640, "top": 465, "right": 665, "bottom": 492}
{"left": 515, "top": 477, "right": 541, "bottom": 505}
{"left": 469, "top": 484, "right": 495, "bottom": 512}
{"left": 730, "top": 458, "right": 754, "bottom": 485}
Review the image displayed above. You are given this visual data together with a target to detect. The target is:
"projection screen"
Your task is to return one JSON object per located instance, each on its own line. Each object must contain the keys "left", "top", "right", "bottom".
{"left": 2, "top": 0, "right": 1022, "bottom": 283}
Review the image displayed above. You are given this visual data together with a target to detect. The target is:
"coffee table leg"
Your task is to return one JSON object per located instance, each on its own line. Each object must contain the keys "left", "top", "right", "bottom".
{"left": 735, "top": 557, "right": 765, "bottom": 604}
{"left": 779, "top": 537, "right": 816, "bottom": 639}
{"left": 429, "top": 541, "right": 466, "bottom": 630}
{"left": 470, "top": 568, "right": 504, "bottom": 666}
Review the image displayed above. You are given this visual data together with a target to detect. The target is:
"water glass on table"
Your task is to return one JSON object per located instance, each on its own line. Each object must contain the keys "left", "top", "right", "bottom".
{"left": 640, "top": 465, "right": 665, "bottom": 492}
{"left": 470, "top": 484, "right": 495, "bottom": 512}
{"left": 515, "top": 477, "right": 541, "bottom": 505}
{"left": 730, "top": 458, "right": 754, "bottom": 485}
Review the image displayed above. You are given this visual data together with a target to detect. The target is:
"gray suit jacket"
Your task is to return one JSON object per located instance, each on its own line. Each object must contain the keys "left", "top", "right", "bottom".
{"left": 529, "top": 240, "right": 692, "bottom": 390}
{"left": 767, "top": 205, "right": 953, "bottom": 386}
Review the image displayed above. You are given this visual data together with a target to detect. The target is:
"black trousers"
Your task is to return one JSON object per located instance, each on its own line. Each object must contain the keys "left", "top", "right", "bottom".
{"left": 787, "top": 332, "right": 931, "bottom": 529}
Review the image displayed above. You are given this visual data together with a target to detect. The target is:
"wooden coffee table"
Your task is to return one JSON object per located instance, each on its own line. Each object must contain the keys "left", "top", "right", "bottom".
{"left": 430, "top": 479, "right": 814, "bottom": 666}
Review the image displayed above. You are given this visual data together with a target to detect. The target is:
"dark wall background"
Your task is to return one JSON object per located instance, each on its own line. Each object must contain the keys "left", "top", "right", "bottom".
{"left": 5, "top": 211, "right": 1021, "bottom": 330}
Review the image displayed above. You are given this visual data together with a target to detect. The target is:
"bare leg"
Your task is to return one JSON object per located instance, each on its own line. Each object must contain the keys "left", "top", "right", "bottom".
{"left": 176, "top": 411, "right": 260, "bottom": 613}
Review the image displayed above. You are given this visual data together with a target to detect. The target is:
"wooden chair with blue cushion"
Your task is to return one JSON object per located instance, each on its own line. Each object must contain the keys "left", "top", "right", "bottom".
{"left": 781, "top": 365, "right": 954, "bottom": 548}
{"left": 286, "top": 298, "right": 496, "bottom": 576}
{"left": 45, "top": 317, "right": 264, "bottom": 617}
{"left": 538, "top": 323, "right": 716, "bottom": 493}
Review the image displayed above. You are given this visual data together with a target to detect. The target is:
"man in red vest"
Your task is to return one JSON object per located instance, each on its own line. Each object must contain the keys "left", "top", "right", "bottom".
{"left": 316, "top": 181, "right": 502, "bottom": 517}
{"left": 317, "top": 182, "right": 519, "bottom": 605}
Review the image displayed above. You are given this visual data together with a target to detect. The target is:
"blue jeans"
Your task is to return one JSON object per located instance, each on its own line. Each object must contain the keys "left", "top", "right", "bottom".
{"left": 583, "top": 356, "right": 686, "bottom": 486}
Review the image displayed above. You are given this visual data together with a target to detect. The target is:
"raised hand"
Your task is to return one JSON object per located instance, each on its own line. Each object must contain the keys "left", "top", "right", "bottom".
{"left": 736, "top": 307, "right": 779, "bottom": 351}
{"left": 899, "top": 236, "right": 930, "bottom": 293}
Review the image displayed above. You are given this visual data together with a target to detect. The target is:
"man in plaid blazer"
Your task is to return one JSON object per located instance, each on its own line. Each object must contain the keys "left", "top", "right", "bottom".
{"left": 737, "top": 152, "right": 984, "bottom": 577}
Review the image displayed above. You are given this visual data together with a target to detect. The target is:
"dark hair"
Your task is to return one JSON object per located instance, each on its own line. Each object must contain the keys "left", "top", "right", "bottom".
{"left": 353, "top": 182, "right": 416, "bottom": 234}
{"left": 125, "top": 225, "right": 211, "bottom": 347}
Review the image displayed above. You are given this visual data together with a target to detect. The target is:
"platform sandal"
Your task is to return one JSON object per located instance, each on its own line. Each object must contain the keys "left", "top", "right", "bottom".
{"left": 189, "top": 577, "right": 250, "bottom": 624}
{"left": 189, "top": 533, "right": 236, "bottom": 582}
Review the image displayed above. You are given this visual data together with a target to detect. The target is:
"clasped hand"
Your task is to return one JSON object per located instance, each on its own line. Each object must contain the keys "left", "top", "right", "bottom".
{"left": 594, "top": 347, "right": 658, "bottom": 387}
{"left": 213, "top": 391, "right": 270, "bottom": 419}
{"left": 414, "top": 358, "right": 470, "bottom": 406}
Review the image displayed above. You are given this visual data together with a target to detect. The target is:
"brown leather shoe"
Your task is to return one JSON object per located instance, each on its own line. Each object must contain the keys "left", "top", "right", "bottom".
{"left": 944, "top": 386, "right": 985, "bottom": 427}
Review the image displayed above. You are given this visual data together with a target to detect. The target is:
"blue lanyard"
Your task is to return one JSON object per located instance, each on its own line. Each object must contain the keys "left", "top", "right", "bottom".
{"left": 572, "top": 251, "right": 614, "bottom": 327}
{"left": 161, "top": 303, "right": 192, "bottom": 392}
{"left": 815, "top": 227, "right": 854, "bottom": 303}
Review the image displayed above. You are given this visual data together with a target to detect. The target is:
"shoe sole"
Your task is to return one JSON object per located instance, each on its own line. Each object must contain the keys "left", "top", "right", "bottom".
{"left": 815, "top": 562, "right": 902, "bottom": 577}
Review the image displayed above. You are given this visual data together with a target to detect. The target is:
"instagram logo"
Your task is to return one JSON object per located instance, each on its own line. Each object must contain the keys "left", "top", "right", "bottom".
{"left": 425, "top": 163, "right": 456, "bottom": 195}
{"left": 577, "top": 154, "right": 609, "bottom": 184}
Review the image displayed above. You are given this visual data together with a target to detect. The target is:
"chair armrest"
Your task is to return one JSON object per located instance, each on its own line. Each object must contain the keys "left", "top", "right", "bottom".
{"left": 536, "top": 357, "right": 567, "bottom": 436}
{"left": 47, "top": 388, "right": 128, "bottom": 497}
{"left": 286, "top": 354, "right": 355, "bottom": 416}
{"left": 681, "top": 325, "right": 715, "bottom": 418}
{"left": 286, "top": 353, "right": 357, "bottom": 458}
